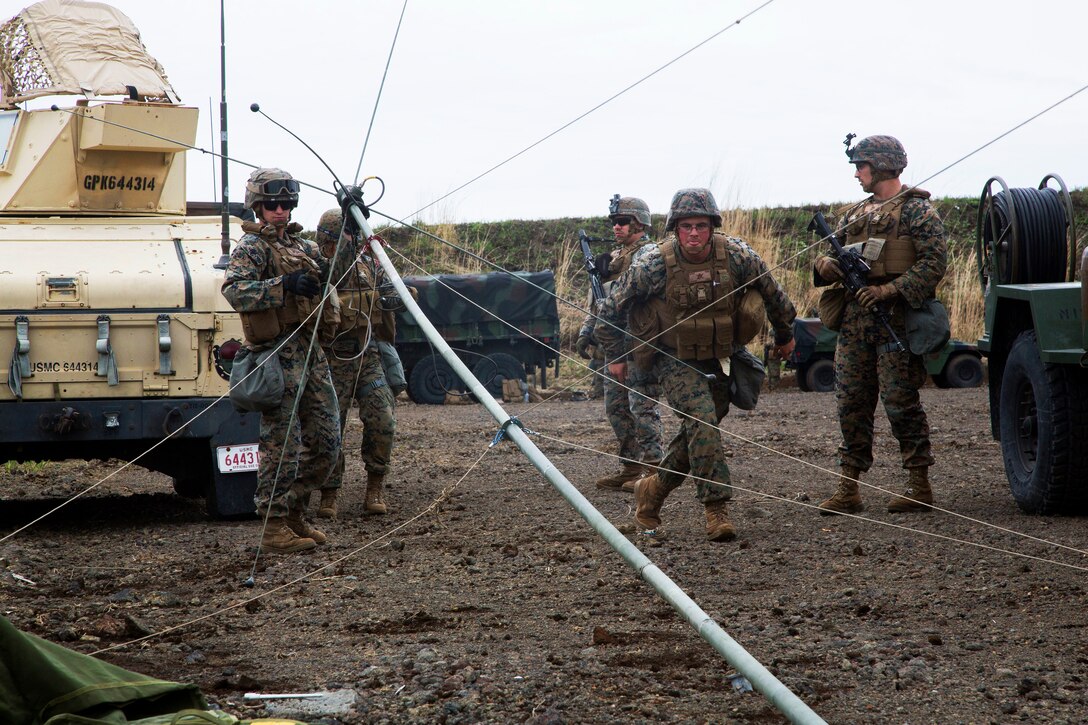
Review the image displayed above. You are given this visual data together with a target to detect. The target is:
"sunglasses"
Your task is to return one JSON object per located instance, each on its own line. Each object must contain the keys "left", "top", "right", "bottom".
{"left": 263, "top": 199, "right": 297, "bottom": 211}
{"left": 611, "top": 216, "right": 633, "bottom": 226}
{"left": 258, "top": 178, "right": 300, "bottom": 195}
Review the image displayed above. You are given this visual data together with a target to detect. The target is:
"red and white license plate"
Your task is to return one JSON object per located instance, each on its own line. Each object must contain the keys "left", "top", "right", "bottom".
{"left": 216, "top": 443, "right": 259, "bottom": 473}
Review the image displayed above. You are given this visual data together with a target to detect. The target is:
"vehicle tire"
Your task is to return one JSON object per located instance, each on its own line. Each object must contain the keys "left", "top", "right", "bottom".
{"left": 999, "top": 331, "right": 1088, "bottom": 514}
{"left": 796, "top": 363, "right": 812, "bottom": 392}
{"left": 472, "top": 352, "right": 526, "bottom": 399}
{"left": 942, "top": 353, "right": 984, "bottom": 389}
{"left": 804, "top": 357, "right": 836, "bottom": 393}
{"left": 408, "top": 355, "right": 460, "bottom": 405}
{"left": 172, "top": 474, "right": 206, "bottom": 499}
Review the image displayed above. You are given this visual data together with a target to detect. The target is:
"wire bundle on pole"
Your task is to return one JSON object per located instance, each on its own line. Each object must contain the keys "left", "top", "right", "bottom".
{"left": 979, "top": 177, "right": 1071, "bottom": 286}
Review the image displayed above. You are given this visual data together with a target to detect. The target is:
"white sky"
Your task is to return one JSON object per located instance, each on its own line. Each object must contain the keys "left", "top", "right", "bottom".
{"left": 32, "top": 0, "right": 1088, "bottom": 227}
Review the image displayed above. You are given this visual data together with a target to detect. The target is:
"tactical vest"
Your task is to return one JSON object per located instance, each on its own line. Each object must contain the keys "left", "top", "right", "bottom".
{"left": 601, "top": 239, "right": 644, "bottom": 296}
{"left": 629, "top": 235, "right": 739, "bottom": 364}
{"left": 238, "top": 223, "right": 340, "bottom": 346}
{"left": 837, "top": 186, "right": 931, "bottom": 280}
{"left": 332, "top": 250, "right": 379, "bottom": 346}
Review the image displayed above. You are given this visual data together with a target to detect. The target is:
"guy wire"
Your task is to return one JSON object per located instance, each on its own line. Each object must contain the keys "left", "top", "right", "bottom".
{"left": 354, "top": 0, "right": 410, "bottom": 185}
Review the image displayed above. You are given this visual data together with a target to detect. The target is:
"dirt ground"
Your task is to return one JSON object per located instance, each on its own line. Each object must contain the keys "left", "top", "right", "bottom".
{"left": 2, "top": 372, "right": 1087, "bottom": 724}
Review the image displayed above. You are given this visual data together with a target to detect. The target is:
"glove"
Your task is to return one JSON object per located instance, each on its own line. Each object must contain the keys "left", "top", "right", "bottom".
{"left": 338, "top": 185, "right": 369, "bottom": 238}
{"left": 856, "top": 283, "right": 897, "bottom": 310}
{"left": 576, "top": 335, "right": 593, "bottom": 359}
{"left": 814, "top": 256, "right": 843, "bottom": 281}
{"left": 594, "top": 252, "right": 613, "bottom": 279}
{"left": 283, "top": 270, "right": 320, "bottom": 298}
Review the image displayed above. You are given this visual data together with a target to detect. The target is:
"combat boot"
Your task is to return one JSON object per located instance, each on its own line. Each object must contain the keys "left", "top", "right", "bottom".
{"left": 622, "top": 460, "right": 660, "bottom": 493}
{"left": 634, "top": 474, "right": 670, "bottom": 530}
{"left": 365, "top": 472, "right": 388, "bottom": 515}
{"left": 261, "top": 517, "right": 317, "bottom": 554}
{"left": 595, "top": 462, "right": 644, "bottom": 491}
{"left": 818, "top": 466, "right": 865, "bottom": 516}
{"left": 887, "top": 467, "right": 934, "bottom": 513}
{"left": 316, "top": 488, "right": 338, "bottom": 519}
{"left": 704, "top": 499, "right": 737, "bottom": 542}
{"left": 286, "top": 508, "right": 327, "bottom": 544}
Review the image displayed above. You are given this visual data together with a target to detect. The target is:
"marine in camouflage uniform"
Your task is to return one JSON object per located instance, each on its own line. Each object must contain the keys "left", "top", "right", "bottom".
{"left": 314, "top": 209, "right": 398, "bottom": 519}
{"left": 221, "top": 168, "right": 341, "bottom": 554}
{"left": 576, "top": 195, "right": 664, "bottom": 492}
{"left": 813, "top": 135, "right": 947, "bottom": 515}
{"left": 598, "top": 188, "right": 796, "bottom": 541}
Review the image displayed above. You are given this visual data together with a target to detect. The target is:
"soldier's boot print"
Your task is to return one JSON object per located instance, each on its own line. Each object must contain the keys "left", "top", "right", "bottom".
{"left": 704, "top": 499, "right": 737, "bottom": 542}
{"left": 261, "top": 517, "right": 317, "bottom": 554}
{"left": 887, "top": 467, "right": 934, "bottom": 513}
{"left": 622, "top": 459, "right": 660, "bottom": 493}
{"left": 634, "top": 474, "right": 670, "bottom": 530}
{"left": 286, "top": 507, "right": 327, "bottom": 545}
{"left": 316, "top": 488, "right": 339, "bottom": 519}
{"left": 818, "top": 466, "right": 865, "bottom": 516}
{"left": 364, "top": 472, "right": 388, "bottom": 515}
{"left": 595, "top": 462, "right": 645, "bottom": 491}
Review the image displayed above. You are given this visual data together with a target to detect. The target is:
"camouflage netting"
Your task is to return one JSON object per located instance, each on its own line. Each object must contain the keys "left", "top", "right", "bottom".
{"left": 0, "top": 0, "right": 179, "bottom": 108}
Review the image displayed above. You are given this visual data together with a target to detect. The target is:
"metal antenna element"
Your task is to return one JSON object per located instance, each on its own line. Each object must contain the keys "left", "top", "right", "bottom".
{"left": 354, "top": 0, "right": 410, "bottom": 184}
{"left": 215, "top": 0, "right": 231, "bottom": 270}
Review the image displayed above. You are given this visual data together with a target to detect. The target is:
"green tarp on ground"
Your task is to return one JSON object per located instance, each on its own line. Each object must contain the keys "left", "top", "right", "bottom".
{"left": 0, "top": 614, "right": 209, "bottom": 725}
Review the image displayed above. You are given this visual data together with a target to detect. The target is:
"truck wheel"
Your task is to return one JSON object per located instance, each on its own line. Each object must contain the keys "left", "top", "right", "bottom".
{"left": 805, "top": 358, "right": 836, "bottom": 393}
{"left": 408, "top": 355, "right": 459, "bottom": 405}
{"left": 472, "top": 352, "right": 526, "bottom": 399}
{"left": 172, "top": 474, "right": 206, "bottom": 499}
{"left": 942, "top": 353, "right": 984, "bottom": 388}
{"left": 999, "top": 331, "right": 1088, "bottom": 514}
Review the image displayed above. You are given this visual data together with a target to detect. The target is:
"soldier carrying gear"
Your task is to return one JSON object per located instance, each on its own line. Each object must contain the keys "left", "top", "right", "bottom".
{"left": 596, "top": 187, "right": 797, "bottom": 542}
{"left": 315, "top": 207, "right": 400, "bottom": 521}
{"left": 222, "top": 168, "right": 341, "bottom": 554}
{"left": 815, "top": 135, "right": 947, "bottom": 516}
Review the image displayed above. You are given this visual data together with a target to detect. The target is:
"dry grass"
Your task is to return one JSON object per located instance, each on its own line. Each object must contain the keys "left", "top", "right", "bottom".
{"left": 394, "top": 210, "right": 985, "bottom": 351}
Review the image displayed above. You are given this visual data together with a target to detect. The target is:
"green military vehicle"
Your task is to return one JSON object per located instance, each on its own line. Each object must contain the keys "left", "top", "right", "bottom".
{"left": 786, "top": 317, "right": 984, "bottom": 393}
{"left": 0, "top": 2, "right": 258, "bottom": 517}
{"left": 395, "top": 271, "right": 561, "bottom": 404}
{"left": 976, "top": 174, "right": 1087, "bottom": 514}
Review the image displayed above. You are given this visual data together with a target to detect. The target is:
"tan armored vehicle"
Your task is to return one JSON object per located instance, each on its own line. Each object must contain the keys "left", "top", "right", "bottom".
{"left": 0, "top": 1, "right": 257, "bottom": 516}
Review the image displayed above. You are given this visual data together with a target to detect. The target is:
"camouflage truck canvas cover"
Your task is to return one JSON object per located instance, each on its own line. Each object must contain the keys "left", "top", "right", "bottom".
{"left": 396, "top": 271, "right": 560, "bottom": 343}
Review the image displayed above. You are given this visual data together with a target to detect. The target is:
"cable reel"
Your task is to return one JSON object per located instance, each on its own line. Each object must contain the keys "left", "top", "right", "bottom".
{"left": 976, "top": 173, "right": 1075, "bottom": 290}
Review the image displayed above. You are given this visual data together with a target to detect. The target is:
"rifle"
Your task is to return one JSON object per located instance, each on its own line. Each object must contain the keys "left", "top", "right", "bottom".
{"left": 808, "top": 211, "right": 905, "bottom": 352}
{"left": 578, "top": 229, "right": 609, "bottom": 302}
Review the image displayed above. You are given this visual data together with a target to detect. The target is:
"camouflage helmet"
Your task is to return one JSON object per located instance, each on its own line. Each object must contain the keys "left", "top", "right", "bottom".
{"left": 846, "top": 135, "right": 907, "bottom": 172}
{"left": 664, "top": 188, "right": 722, "bottom": 232}
{"left": 315, "top": 209, "right": 343, "bottom": 245}
{"left": 608, "top": 195, "right": 651, "bottom": 227}
{"left": 244, "top": 167, "right": 300, "bottom": 210}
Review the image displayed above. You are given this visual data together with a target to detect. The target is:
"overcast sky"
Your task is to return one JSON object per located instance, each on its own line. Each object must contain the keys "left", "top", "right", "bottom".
{"left": 28, "top": 0, "right": 1088, "bottom": 227}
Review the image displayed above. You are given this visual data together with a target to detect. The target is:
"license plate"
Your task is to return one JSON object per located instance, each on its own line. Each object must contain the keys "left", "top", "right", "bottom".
{"left": 217, "top": 443, "right": 259, "bottom": 473}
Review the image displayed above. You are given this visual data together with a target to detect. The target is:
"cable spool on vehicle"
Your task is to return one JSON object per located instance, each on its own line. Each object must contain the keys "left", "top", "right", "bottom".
{"left": 976, "top": 174, "right": 1075, "bottom": 290}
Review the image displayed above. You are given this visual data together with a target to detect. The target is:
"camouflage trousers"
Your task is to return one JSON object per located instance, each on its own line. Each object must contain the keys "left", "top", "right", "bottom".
{"left": 256, "top": 336, "right": 340, "bottom": 518}
{"left": 324, "top": 340, "right": 396, "bottom": 486}
{"left": 589, "top": 351, "right": 605, "bottom": 398}
{"left": 653, "top": 354, "right": 733, "bottom": 504}
{"left": 835, "top": 300, "right": 933, "bottom": 472}
{"left": 603, "top": 362, "right": 663, "bottom": 462}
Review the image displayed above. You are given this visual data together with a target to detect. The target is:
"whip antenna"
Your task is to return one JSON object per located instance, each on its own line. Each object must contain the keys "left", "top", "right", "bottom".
{"left": 214, "top": 0, "right": 231, "bottom": 269}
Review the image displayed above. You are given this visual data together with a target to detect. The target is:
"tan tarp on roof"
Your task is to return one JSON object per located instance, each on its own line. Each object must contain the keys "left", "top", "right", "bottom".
{"left": 0, "top": 0, "right": 179, "bottom": 107}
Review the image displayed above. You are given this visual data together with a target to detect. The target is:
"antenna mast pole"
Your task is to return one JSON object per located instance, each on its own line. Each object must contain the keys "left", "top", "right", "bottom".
{"left": 214, "top": 0, "right": 231, "bottom": 268}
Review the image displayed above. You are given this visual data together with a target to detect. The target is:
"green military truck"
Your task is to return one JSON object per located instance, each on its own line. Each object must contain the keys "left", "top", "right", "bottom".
{"left": 976, "top": 174, "right": 1088, "bottom": 514}
{"left": 786, "top": 317, "right": 983, "bottom": 393}
{"left": 395, "top": 271, "right": 561, "bottom": 404}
